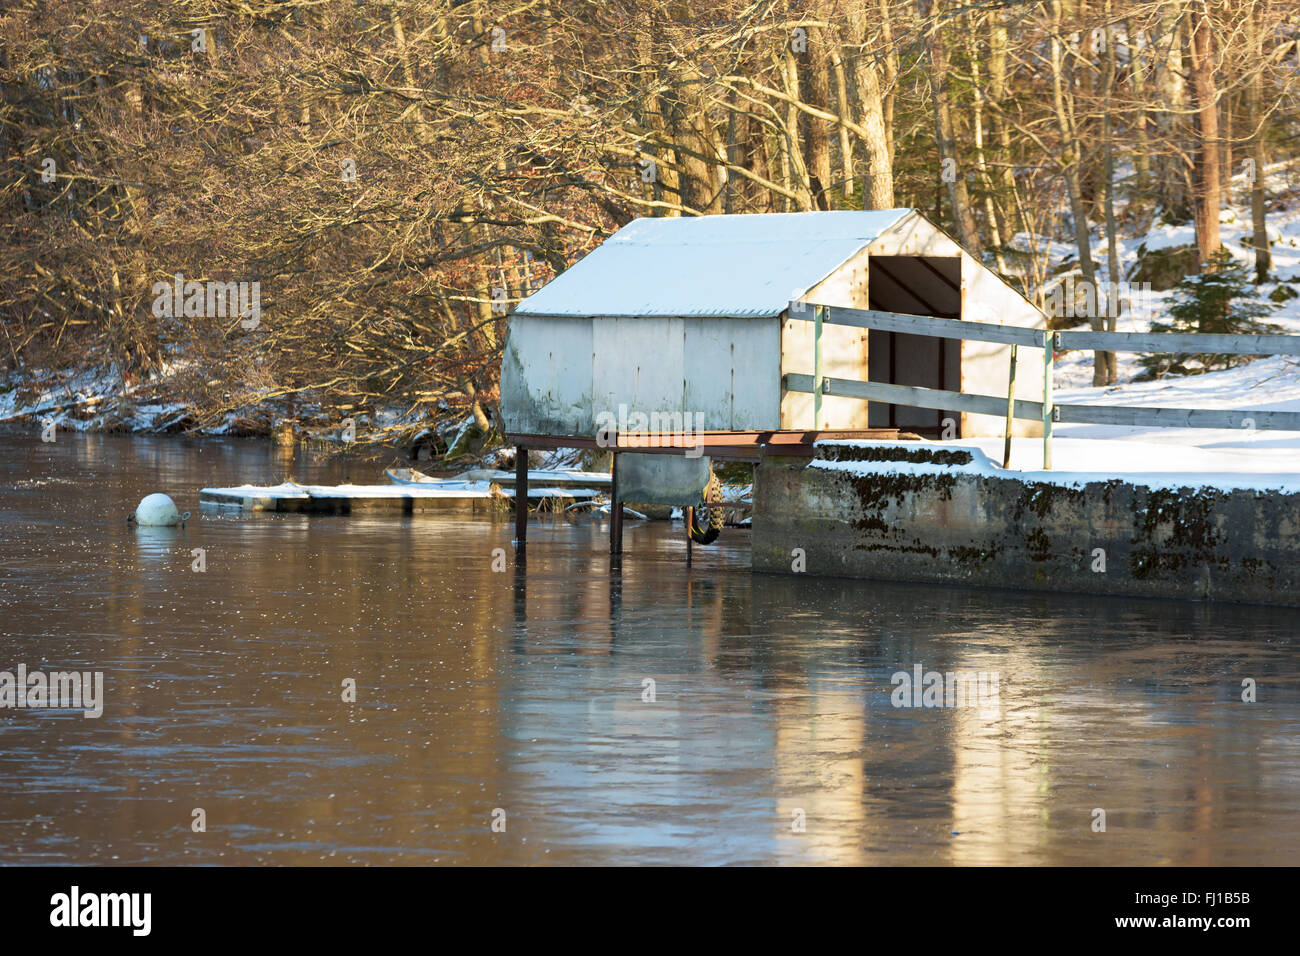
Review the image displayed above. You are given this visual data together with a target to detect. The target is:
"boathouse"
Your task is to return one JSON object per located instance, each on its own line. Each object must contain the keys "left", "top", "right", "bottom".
{"left": 501, "top": 208, "right": 1046, "bottom": 441}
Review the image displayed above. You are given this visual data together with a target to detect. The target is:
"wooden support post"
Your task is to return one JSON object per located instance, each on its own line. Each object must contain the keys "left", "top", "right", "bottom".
{"left": 1003, "top": 343, "right": 1018, "bottom": 469}
{"left": 609, "top": 452, "right": 623, "bottom": 559}
{"left": 938, "top": 336, "right": 947, "bottom": 435}
{"left": 685, "top": 505, "right": 694, "bottom": 566}
{"left": 1042, "top": 331, "right": 1055, "bottom": 470}
{"left": 888, "top": 331, "right": 897, "bottom": 429}
{"left": 813, "top": 304, "right": 824, "bottom": 429}
{"left": 514, "top": 444, "right": 528, "bottom": 556}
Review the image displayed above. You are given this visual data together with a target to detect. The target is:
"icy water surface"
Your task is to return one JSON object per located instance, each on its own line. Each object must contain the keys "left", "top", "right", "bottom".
{"left": 0, "top": 431, "right": 1297, "bottom": 865}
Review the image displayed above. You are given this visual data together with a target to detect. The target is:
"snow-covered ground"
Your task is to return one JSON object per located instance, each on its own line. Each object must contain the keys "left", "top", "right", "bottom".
{"left": 1045, "top": 355, "right": 1300, "bottom": 484}
{"left": 820, "top": 438, "right": 1300, "bottom": 493}
{"left": 964, "top": 436, "right": 1300, "bottom": 491}
{"left": 1013, "top": 162, "right": 1300, "bottom": 482}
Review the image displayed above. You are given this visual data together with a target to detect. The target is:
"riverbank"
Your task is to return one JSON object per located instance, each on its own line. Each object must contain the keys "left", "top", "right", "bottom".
{"left": 0, "top": 362, "right": 344, "bottom": 437}
{"left": 0, "top": 362, "right": 477, "bottom": 456}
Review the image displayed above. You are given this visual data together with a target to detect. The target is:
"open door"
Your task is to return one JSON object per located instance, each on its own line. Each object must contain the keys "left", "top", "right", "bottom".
{"left": 866, "top": 255, "right": 962, "bottom": 438}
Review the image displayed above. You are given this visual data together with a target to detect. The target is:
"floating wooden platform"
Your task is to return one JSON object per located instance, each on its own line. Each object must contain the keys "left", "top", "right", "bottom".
{"left": 199, "top": 480, "right": 601, "bottom": 515}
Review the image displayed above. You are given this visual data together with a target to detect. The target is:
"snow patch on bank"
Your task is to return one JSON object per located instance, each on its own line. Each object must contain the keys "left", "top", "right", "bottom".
{"left": 813, "top": 439, "right": 1300, "bottom": 494}
{"left": 1048, "top": 159, "right": 1300, "bottom": 396}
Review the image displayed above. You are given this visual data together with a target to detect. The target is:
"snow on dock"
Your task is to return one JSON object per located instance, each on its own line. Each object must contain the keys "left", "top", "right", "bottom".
{"left": 815, "top": 437, "right": 1300, "bottom": 493}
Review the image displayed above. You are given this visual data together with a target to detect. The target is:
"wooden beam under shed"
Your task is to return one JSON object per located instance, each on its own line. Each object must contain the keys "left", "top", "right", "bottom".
{"left": 505, "top": 429, "right": 908, "bottom": 462}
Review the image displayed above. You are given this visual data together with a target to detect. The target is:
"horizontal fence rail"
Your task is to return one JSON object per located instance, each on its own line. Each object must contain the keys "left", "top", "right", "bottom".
{"left": 1055, "top": 329, "right": 1300, "bottom": 355}
{"left": 784, "top": 373, "right": 1046, "bottom": 422}
{"left": 817, "top": 305, "right": 1046, "bottom": 348}
{"left": 789, "top": 301, "right": 1300, "bottom": 470}
{"left": 1055, "top": 404, "right": 1300, "bottom": 430}
{"left": 785, "top": 374, "right": 1300, "bottom": 432}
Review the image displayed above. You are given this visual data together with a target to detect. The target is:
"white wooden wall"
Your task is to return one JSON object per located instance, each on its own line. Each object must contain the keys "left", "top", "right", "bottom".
{"left": 781, "top": 247, "right": 872, "bottom": 429}
{"left": 959, "top": 251, "right": 1046, "bottom": 438}
{"left": 502, "top": 313, "right": 782, "bottom": 435}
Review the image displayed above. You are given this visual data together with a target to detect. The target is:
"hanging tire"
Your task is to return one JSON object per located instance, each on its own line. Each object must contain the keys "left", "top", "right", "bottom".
{"left": 689, "top": 472, "right": 725, "bottom": 545}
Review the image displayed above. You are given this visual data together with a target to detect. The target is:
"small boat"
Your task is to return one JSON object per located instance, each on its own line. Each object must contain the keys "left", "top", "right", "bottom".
{"left": 382, "top": 468, "right": 485, "bottom": 491}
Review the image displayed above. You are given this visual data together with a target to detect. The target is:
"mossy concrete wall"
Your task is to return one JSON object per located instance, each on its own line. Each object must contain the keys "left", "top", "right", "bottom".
{"left": 752, "top": 445, "right": 1300, "bottom": 606}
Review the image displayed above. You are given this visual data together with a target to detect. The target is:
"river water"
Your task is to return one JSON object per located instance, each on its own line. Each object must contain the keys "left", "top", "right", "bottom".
{"left": 0, "top": 431, "right": 1297, "bottom": 865}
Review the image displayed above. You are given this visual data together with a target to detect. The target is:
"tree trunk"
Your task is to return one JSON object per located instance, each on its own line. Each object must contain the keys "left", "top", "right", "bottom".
{"left": 747, "top": 111, "right": 774, "bottom": 212}
{"left": 636, "top": 29, "right": 678, "bottom": 215}
{"left": 1099, "top": 2, "right": 1120, "bottom": 385}
{"left": 919, "top": 0, "right": 980, "bottom": 254}
{"left": 1189, "top": 0, "right": 1222, "bottom": 270}
{"left": 1074, "top": 3, "right": 1102, "bottom": 220}
{"left": 1220, "top": 91, "right": 1233, "bottom": 201}
{"left": 1127, "top": 19, "right": 1151, "bottom": 198}
{"left": 967, "top": 20, "right": 1005, "bottom": 268}
{"left": 1050, "top": 0, "right": 1103, "bottom": 383}
{"left": 877, "top": 0, "right": 899, "bottom": 166}
{"left": 1154, "top": 4, "right": 1191, "bottom": 222}
{"left": 796, "top": 22, "right": 833, "bottom": 209}
{"left": 844, "top": 9, "right": 894, "bottom": 209}
{"left": 664, "top": 65, "right": 724, "bottom": 215}
{"left": 1248, "top": 6, "right": 1272, "bottom": 282}
{"left": 724, "top": 95, "right": 745, "bottom": 214}
{"left": 988, "top": 12, "right": 1015, "bottom": 239}
{"left": 779, "top": 44, "right": 816, "bottom": 211}
{"left": 828, "top": 38, "right": 855, "bottom": 202}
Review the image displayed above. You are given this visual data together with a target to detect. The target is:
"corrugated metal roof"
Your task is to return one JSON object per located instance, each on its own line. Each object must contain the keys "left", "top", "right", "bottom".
{"left": 513, "top": 209, "right": 914, "bottom": 318}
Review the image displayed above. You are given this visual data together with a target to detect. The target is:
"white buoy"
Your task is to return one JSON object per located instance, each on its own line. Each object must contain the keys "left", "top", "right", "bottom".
{"left": 132, "top": 493, "right": 189, "bottom": 527}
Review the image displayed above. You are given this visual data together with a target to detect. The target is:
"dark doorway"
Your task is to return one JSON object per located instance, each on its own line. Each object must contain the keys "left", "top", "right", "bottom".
{"left": 866, "top": 256, "right": 962, "bottom": 438}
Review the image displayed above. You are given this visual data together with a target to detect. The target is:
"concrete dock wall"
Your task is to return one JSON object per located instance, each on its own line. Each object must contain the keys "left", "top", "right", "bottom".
{"left": 752, "top": 444, "right": 1300, "bottom": 607}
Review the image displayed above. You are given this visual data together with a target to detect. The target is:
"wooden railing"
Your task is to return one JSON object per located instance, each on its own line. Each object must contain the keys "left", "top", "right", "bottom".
{"left": 785, "top": 302, "right": 1300, "bottom": 469}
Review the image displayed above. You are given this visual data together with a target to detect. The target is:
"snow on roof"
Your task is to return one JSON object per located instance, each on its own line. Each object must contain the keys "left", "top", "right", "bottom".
{"left": 513, "top": 209, "right": 914, "bottom": 318}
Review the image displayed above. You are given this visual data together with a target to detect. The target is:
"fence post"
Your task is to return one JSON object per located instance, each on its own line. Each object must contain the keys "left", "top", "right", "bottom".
{"left": 1042, "top": 330, "right": 1054, "bottom": 470}
{"left": 1003, "top": 344, "right": 1017, "bottom": 469}
{"left": 813, "top": 305, "right": 824, "bottom": 429}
